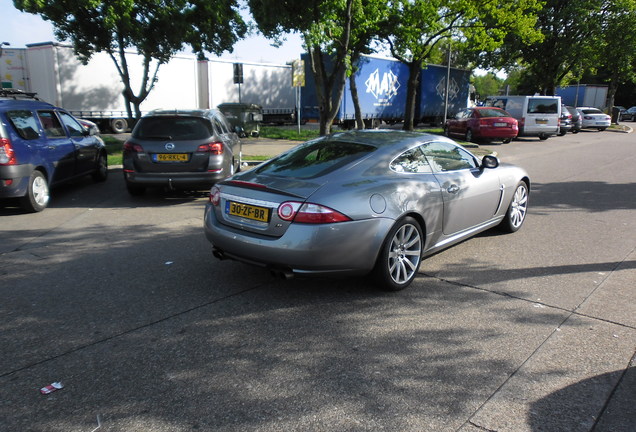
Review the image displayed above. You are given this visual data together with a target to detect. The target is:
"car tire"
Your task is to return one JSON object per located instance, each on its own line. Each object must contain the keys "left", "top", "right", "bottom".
{"left": 598, "top": 127, "right": 606, "bottom": 131}
{"left": 373, "top": 216, "right": 423, "bottom": 291}
{"left": 92, "top": 153, "right": 108, "bottom": 182}
{"left": 499, "top": 181, "right": 529, "bottom": 233}
{"left": 465, "top": 129, "right": 473, "bottom": 142}
{"left": 572, "top": 128, "right": 580, "bottom": 134}
{"left": 126, "top": 181, "right": 145, "bottom": 196}
{"left": 502, "top": 138, "right": 512, "bottom": 144}
{"left": 539, "top": 134, "right": 549, "bottom": 140}
{"left": 21, "top": 170, "right": 49, "bottom": 213}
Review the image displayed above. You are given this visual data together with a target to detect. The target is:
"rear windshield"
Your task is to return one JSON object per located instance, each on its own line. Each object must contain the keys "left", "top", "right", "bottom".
{"left": 478, "top": 108, "right": 511, "bottom": 118}
{"left": 255, "top": 139, "right": 375, "bottom": 179}
{"left": 133, "top": 116, "right": 213, "bottom": 140}
{"left": 527, "top": 99, "right": 559, "bottom": 114}
{"left": 580, "top": 108, "right": 603, "bottom": 114}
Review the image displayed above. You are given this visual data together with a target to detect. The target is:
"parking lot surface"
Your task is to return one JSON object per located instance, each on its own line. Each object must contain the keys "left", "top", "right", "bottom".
{"left": 1, "top": 129, "right": 635, "bottom": 431}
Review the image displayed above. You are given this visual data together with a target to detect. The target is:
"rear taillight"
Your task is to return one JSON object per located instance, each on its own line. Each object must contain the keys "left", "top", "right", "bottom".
{"left": 123, "top": 141, "right": 144, "bottom": 154}
{"left": 278, "top": 201, "right": 351, "bottom": 224}
{"left": 209, "top": 186, "right": 221, "bottom": 205}
{"left": 0, "top": 138, "right": 17, "bottom": 165}
{"left": 198, "top": 142, "right": 223, "bottom": 155}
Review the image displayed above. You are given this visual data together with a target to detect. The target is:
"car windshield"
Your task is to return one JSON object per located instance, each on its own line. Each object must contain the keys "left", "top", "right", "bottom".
{"left": 133, "top": 116, "right": 213, "bottom": 140}
{"left": 581, "top": 108, "right": 603, "bottom": 114}
{"left": 478, "top": 108, "right": 511, "bottom": 118}
{"left": 255, "top": 139, "right": 376, "bottom": 179}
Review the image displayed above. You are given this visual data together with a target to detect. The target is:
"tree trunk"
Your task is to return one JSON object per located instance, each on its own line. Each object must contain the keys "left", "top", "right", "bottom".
{"left": 403, "top": 60, "right": 422, "bottom": 131}
{"left": 350, "top": 73, "right": 365, "bottom": 129}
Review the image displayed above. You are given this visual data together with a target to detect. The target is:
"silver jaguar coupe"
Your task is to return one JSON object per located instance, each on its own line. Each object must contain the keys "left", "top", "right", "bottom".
{"left": 204, "top": 130, "right": 529, "bottom": 291}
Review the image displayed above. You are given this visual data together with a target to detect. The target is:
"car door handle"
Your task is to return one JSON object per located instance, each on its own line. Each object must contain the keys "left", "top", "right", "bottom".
{"left": 447, "top": 184, "right": 460, "bottom": 194}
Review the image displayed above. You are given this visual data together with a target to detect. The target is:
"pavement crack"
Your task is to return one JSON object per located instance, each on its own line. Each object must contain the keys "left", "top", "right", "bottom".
{"left": 421, "top": 271, "right": 636, "bottom": 331}
{"left": 0, "top": 283, "right": 266, "bottom": 379}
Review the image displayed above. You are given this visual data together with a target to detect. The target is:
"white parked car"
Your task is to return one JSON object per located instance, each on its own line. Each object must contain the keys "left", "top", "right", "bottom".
{"left": 576, "top": 107, "right": 611, "bottom": 131}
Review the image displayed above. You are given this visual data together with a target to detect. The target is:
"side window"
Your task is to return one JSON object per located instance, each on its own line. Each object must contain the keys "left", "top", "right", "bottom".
{"left": 37, "top": 111, "right": 66, "bottom": 138}
{"left": 421, "top": 141, "right": 478, "bottom": 172}
{"left": 212, "top": 116, "right": 229, "bottom": 134}
{"left": 6, "top": 110, "right": 40, "bottom": 140}
{"left": 390, "top": 146, "right": 432, "bottom": 174}
{"left": 217, "top": 115, "right": 234, "bottom": 134}
{"left": 58, "top": 112, "right": 85, "bottom": 137}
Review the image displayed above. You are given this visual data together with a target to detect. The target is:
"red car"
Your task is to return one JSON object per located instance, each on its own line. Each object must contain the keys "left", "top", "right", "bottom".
{"left": 444, "top": 107, "right": 519, "bottom": 143}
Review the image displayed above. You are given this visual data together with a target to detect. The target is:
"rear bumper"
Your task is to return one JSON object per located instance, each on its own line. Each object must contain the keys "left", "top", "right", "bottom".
{"left": 124, "top": 170, "right": 227, "bottom": 189}
{"left": 476, "top": 128, "right": 518, "bottom": 139}
{"left": 204, "top": 203, "right": 394, "bottom": 276}
{"left": 0, "top": 164, "right": 33, "bottom": 198}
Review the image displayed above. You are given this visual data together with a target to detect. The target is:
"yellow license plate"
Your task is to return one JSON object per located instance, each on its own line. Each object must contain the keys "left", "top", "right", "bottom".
{"left": 156, "top": 153, "right": 189, "bottom": 162}
{"left": 536, "top": 119, "right": 548, "bottom": 125}
{"left": 226, "top": 201, "right": 270, "bottom": 222}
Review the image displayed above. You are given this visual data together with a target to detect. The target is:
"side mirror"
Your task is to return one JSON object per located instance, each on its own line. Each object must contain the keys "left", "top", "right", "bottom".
{"left": 481, "top": 154, "right": 499, "bottom": 169}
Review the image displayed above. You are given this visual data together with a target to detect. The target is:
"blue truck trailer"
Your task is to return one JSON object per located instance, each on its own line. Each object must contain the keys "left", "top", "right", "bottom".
{"left": 555, "top": 85, "right": 608, "bottom": 109}
{"left": 301, "top": 54, "right": 471, "bottom": 126}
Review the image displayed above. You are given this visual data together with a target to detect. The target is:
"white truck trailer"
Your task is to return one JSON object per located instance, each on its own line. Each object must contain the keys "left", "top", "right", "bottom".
{"left": 1, "top": 42, "right": 295, "bottom": 132}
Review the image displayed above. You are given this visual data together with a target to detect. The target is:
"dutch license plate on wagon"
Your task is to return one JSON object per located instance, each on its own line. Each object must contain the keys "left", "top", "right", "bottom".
{"left": 226, "top": 201, "right": 270, "bottom": 222}
{"left": 155, "top": 153, "right": 189, "bottom": 162}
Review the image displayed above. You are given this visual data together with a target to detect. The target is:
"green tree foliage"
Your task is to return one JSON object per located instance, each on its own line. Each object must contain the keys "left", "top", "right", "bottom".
{"left": 484, "top": 0, "right": 617, "bottom": 96}
{"left": 249, "top": 0, "right": 389, "bottom": 135}
{"left": 594, "top": 0, "right": 636, "bottom": 110}
{"left": 472, "top": 73, "right": 504, "bottom": 102}
{"left": 383, "top": 0, "right": 542, "bottom": 130}
{"left": 14, "top": 0, "right": 247, "bottom": 119}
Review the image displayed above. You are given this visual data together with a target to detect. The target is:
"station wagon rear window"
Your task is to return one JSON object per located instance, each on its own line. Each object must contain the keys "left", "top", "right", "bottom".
{"left": 6, "top": 110, "right": 40, "bottom": 140}
{"left": 134, "top": 117, "right": 213, "bottom": 140}
{"left": 255, "top": 140, "right": 375, "bottom": 179}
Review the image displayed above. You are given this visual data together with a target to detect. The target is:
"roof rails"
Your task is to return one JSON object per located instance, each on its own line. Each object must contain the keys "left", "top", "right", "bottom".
{"left": 0, "top": 88, "right": 41, "bottom": 100}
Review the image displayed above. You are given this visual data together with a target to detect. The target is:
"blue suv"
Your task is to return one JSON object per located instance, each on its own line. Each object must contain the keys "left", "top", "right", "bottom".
{"left": 0, "top": 89, "right": 108, "bottom": 212}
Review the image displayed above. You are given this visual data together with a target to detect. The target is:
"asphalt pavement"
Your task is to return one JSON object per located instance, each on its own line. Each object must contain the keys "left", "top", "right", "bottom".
{"left": 0, "top": 128, "right": 634, "bottom": 431}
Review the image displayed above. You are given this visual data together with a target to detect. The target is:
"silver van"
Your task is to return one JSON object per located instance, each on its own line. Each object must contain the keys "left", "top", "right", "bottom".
{"left": 485, "top": 96, "right": 561, "bottom": 140}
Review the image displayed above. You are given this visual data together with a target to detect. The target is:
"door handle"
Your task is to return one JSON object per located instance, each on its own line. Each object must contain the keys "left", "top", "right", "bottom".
{"left": 447, "top": 184, "right": 460, "bottom": 194}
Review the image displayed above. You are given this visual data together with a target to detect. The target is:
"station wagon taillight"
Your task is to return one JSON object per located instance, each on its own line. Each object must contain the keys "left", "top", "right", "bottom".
{"left": 0, "top": 138, "right": 17, "bottom": 165}
{"left": 123, "top": 141, "right": 144, "bottom": 154}
{"left": 198, "top": 142, "right": 223, "bottom": 155}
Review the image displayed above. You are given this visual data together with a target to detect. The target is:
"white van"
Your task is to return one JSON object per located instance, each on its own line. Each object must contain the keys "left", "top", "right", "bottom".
{"left": 485, "top": 96, "right": 561, "bottom": 140}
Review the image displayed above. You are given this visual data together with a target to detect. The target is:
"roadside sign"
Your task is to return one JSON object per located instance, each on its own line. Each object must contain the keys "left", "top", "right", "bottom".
{"left": 292, "top": 59, "right": 305, "bottom": 87}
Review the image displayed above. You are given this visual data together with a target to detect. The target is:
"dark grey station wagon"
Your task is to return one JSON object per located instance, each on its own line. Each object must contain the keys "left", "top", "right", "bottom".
{"left": 123, "top": 109, "right": 242, "bottom": 195}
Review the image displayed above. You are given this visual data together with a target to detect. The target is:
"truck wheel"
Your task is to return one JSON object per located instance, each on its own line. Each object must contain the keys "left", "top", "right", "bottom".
{"left": 539, "top": 134, "right": 549, "bottom": 140}
{"left": 21, "top": 170, "right": 49, "bottom": 212}
{"left": 111, "top": 118, "right": 128, "bottom": 134}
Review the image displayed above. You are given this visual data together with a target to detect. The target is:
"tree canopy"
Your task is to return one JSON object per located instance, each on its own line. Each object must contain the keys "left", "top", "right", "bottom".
{"left": 14, "top": 0, "right": 247, "bottom": 119}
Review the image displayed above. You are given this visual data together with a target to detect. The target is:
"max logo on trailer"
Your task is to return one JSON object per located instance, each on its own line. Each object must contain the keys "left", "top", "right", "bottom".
{"left": 365, "top": 69, "right": 400, "bottom": 100}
